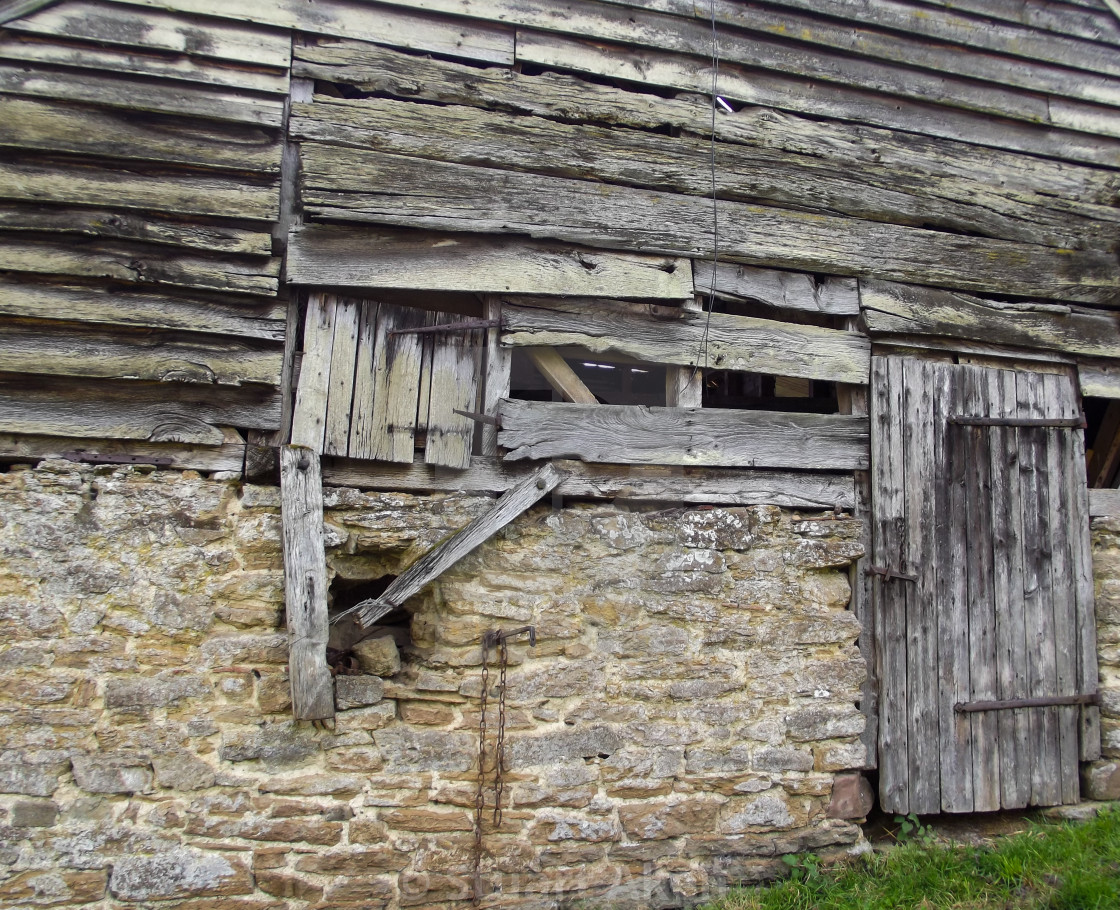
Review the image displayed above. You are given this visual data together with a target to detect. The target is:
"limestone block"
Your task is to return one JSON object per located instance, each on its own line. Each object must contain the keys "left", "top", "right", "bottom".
{"left": 618, "top": 797, "right": 725, "bottom": 840}
{"left": 255, "top": 870, "right": 324, "bottom": 903}
{"left": 10, "top": 798, "right": 59, "bottom": 827}
{"left": 0, "top": 761, "right": 63, "bottom": 797}
{"left": 721, "top": 793, "right": 795, "bottom": 832}
{"left": 151, "top": 752, "right": 217, "bottom": 791}
{"left": 336, "top": 675, "right": 384, "bottom": 710}
{"left": 186, "top": 814, "right": 343, "bottom": 846}
{"left": 109, "top": 848, "right": 252, "bottom": 901}
{"left": 827, "top": 773, "right": 875, "bottom": 819}
{"left": 381, "top": 808, "right": 474, "bottom": 832}
{"left": 324, "top": 875, "right": 397, "bottom": 904}
{"left": 218, "top": 723, "right": 320, "bottom": 766}
{"left": 398, "top": 701, "right": 456, "bottom": 725}
{"left": 354, "top": 636, "right": 401, "bottom": 677}
{"left": 785, "top": 706, "right": 865, "bottom": 742}
{"left": 260, "top": 772, "right": 366, "bottom": 798}
{"left": 294, "top": 847, "right": 411, "bottom": 874}
{"left": 1081, "top": 761, "right": 1120, "bottom": 801}
{"left": 71, "top": 754, "right": 153, "bottom": 794}
{"left": 0, "top": 870, "right": 107, "bottom": 906}
{"left": 510, "top": 725, "right": 622, "bottom": 768}
{"left": 326, "top": 746, "right": 385, "bottom": 773}
{"left": 753, "top": 746, "right": 814, "bottom": 772}
{"left": 334, "top": 701, "right": 397, "bottom": 733}
{"left": 677, "top": 509, "right": 757, "bottom": 550}
{"left": 374, "top": 730, "right": 475, "bottom": 772}
{"left": 817, "top": 741, "right": 868, "bottom": 771}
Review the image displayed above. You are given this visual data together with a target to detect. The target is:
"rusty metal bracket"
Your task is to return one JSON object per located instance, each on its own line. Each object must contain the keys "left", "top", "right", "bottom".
{"left": 865, "top": 564, "right": 918, "bottom": 583}
{"left": 955, "top": 692, "right": 1100, "bottom": 713}
{"left": 483, "top": 625, "right": 537, "bottom": 648}
{"left": 453, "top": 409, "right": 501, "bottom": 427}
{"left": 390, "top": 319, "right": 499, "bottom": 336}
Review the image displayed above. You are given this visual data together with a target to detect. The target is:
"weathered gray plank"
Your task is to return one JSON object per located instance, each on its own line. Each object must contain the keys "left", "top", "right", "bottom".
{"left": 0, "top": 0, "right": 56, "bottom": 25}
{"left": 0, "top": 321, "right": 280, "bottom": 386}
{"left": 7, "top": 0, "right": 291, "bottom": 68}
{"left": 871, "top": 356, "right": 909, "bottom": 813}
{"left": 695, "top": 262, "right": 858, "bottom": 317}
{"left": 0, "top": 427, "right": 246, "bottom": 473}
{"left": 324, "top": 455, "right": 855, "bottom": 509}
{"left": 364, "top": 304, "right": 429, "bottom": 464}
{"left": 0, "top": 159, "right": 280, "bottom": 223}
{"left": 426, "top": 325, "right": 482, "bottom": 469}
{"left": 114, "top": 0, "right": 514, "bottom": 64}
{"left": 0, "top": 33, "right": 288, "bottom": 94}
{"left": 0, "top": 280, "right": 285, "bottom": 341}
{"left": 665, "top": 365, "right": 702, "bottom": 409}
{"left": 0, "top": 96, "right": 282, "bottom": 173}
{"left": 0, "top": 62, "right": 285, "bottom": 126}
{"left": 322, "top": 298, "right": 360, "bottom": 458}
{"left": 346, "top": 300, "right": 379, "bottom": 461}
{"left": 0, "top": 236, "right": 279, "bottom": 296}
{"left": 0, "top": 205, "right": 272, "bottom": 256}
{"left": 1079, "top": 361, "right": 1120, "bottom": 399}
{"left": 0, "top": 374, "right": 281, "bottom": 441}
{"left": 1090, "top": 488, "right": 1120, "bottom": 517}
{"left": 990, "top": 368, "right": 1031, "bottom": 809}
{"left": 351, "top": 462, "right": 564, "bottom": 627}
{"left": 881, "top": 0, "right": 1120, "bottom": 47}
{"left": 290, "top": 293, "right": 336, "bottom": 452}
{"left": 280, "top": 445, "right": 334, "bottom": 722}
{"left": 301, "top": 148, "right": 1119, "bottom": 305}
{"left": 517, "top": 31, "right": 1120, "bottom": 165}
{"left": 861, "top": 280, "right": 1120, "bottom": 354}
{"left": 501, "top": 297, "right": 870, "bottom": 385}
{"left": 480, "top": 297, "right": 509, "bottom": 458}
{"left": 499, "top": 399, "right": 870, "bottom": 471}
{"left": 287, "top": 224, "right": 693, "bottom": 300}
{"left": 525, "top": 347, "right": 597, "bottom": 406}
{"left": 293, "top": 95, "right": 1119, "bottom": 249}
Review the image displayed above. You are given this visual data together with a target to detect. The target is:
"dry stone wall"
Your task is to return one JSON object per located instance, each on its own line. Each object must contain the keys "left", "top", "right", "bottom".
{"left": 1086, "top": 518, "right": 1120, "bottom": 800}
{"left": 0, "top": 461, "right": 869, "bottom": 909}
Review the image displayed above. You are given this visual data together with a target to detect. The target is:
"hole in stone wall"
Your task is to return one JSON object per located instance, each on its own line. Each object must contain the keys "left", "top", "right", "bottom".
{"left": 327, "top": 574, "right": 408, "bottom": 672}
{"left": 1085, "top": 397, "right": 1120, "bottom": 488}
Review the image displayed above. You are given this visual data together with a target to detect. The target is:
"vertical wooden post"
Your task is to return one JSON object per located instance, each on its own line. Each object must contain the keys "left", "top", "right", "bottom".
{"left": 666, "top": 297, "right": 704, "bottom": 408}
{"left": 280, "top": 444, "right": 334, "bottom": 721}
{"left": 481, "top": 296, "right": 511, "bottom": 456}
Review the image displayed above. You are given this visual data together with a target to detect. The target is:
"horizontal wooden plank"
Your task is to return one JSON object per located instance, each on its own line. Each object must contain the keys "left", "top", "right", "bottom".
{"left": 0, "top": 158, "right": 280, "bottom": 222}
{"left": 592, "top": 0, "right": 1120, "bottom": 81}
{"left": 0, "top": 205, "right": 272, "bottom": 256}
{"left": 293, "top": 40, "right": 1120, "bottom": 221}
{"left": 0, "top": 320, "right": 281, "bottom": 385}
{"left": 695, "top": 262, "right": 859, "bottom": 316}
{"left": 287, "top": 224, "right": 693, "bottom": 299}
{"left": 1080, "top": 361, "right": 1120, "bottom": 400}
{"left": 1089, "top": 488, "right": 1120, "bottom": 518}
{"left": 0, "top": 428, "right": 247, "bottom": 472}
{"left": 0, "top": 1, "right": 56, "bottom": 25}
{"left": 893, "top": 0, "right": 1120, "bottom": 48}
{"left": 0, "top": 95, "right": 282, "bottom": 173}
{"left": 860, "top": 280, "right": 1120, "bottom": 358}
{"left": 113, "top": 0, "right": 514, "bottom": 64}
{"left": 0, "top": 33, "right": 289, "bottom": 95}
{"left": 498, "top": 398, "right": 870, "bottom": 470}
{"left": 0, "top": 62, "right": 285, "bottom": 127}
{"left": 517, "top": 31, "right": 1120, "bottom": 168}
{"left": 323, "top": 454, "right": 857, "bottom": 509}
{"left": 293, "top": 95, "right": 1118, "bottom": 248}
{"left": 6, "top": 0, "right": 291, "bottom": 68}
{"left": 0, "top": 279, "right": 286, "bottom": 341}
{"left": 0, "top": 235, "right": 280, "bottom": 296}
{"left": 0, "top": 373, "right": 282, "bottom": 441}
{"left": 501, "top": 297, "right": 870, "bottom": 384}
{"left": 301, "top": 148, "right": 1120, "bottom": 305}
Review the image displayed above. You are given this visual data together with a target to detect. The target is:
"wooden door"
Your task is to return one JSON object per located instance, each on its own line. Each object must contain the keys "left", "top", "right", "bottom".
{"left": 871, "top": 356, "right": 1099, "bottom": 814}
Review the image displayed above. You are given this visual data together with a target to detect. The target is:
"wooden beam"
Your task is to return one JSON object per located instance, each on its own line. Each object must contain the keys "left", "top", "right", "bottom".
{"left": 323, "top": 455, "right": 856, "bottom": 510}
{"left": 525, "top": 347, "right": 597, "bottom": 405}
{"left": 480, "top": 297, "right": 510, "bottom": 457}
{"left": 0, "top": 0, "right": 57, "bottom": 26}
{"left": 695, "top": 262, "right": 859, "bottom": 316}
{"left": 291, "top": 293, "right": 336, "bottom": 452}
{"left": 861, "top": 280, "right": 1120, "bottom": 354}
{"left": 301, "top": 148, "right": 1119, "bottom": 305}
{"left": 665, "top": 366, "right": 702, "bottom": 408}
{"left": 1089, "top": 488, "right": 1120, "bottom": 518}
{"left": 352, "top": 462, "right": 564, "bottom": 627}
{"left": 287, "top": 225, "right": 693, "bottom": 300}
{"left": 498, "top": 399, "right": 869, "bottom": 470}
{"left": 502, "top": 297, "right": 870, "bottom": 384}
{"left": 0, "top": 427, "right": 246, "bottom": 473}
{"left": 280, "top": 445, "right": 334, "bottom": 722}
{"left": 1080, "top": 361, "right": 1120, "bottom": 400}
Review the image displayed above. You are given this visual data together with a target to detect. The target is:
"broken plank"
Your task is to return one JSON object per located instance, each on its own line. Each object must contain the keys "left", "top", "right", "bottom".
{"left": 324, "top": 455, "right": 855, "bottom": 510}
{"left": 0, "top": 427, "right": 246, "bottom": 473}
{"left": 1079, "top": 361, "right": 1120, "bottom": 399}
{"left": 0, "top": 159, "right": 280, "bottom": 223}
{"left": 0, "top": 236, "right": 280, "bottom": 297}
{"left": 290, "top": 294, "right": 337, "bottom": 452}
{"left": 0, "top": 374, "right": 282, "bottom": 441}
{"left": 425, "top": 323, "right": 482, "bottom": 469}
{"left": 525, "top": 347, "right": 597, "bottom": 405}
{"left": 280, "top": 445, "right": 334, "bottom": 721}
{"left": 322, "top": 298, "right": 361, "bottom": 458}
{"left": 113, "top": 0, "right": 514, "bottom": 65}
{"left": 0, "top": 280, "right": 286, "bottom": 342}
{"left": 286, "top": 224, "right": 693, "bottom": 300}
{"left": 352, "top": 462, "right": 564, "bottom": 626}
{"left": 360, "top": 304, "right": 429, "bottom": 464}
{"left": 695, "top": 262, "right": 859, "bottom": 316}
{"left": 498, "top": 399, "right": 869, "bottom": 470}
{"left": 860, "top": 280, "right": 1120, "bottom": 355}
{"left": 0, "top": 95, "right": 282, "bottom": 173}
{"left": 0, "top": 321, "right": 281, "bottom": 386}
{"left": 301, "top": 148, "right": 1119, "bottom": 305}
{"left": 502, "top": 297, "right": 870, "bottom": 385}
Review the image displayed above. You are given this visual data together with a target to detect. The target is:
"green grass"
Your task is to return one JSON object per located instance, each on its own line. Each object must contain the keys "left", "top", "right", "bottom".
{"left": 699, "top": 807, "right": 1120, "bottom": 910}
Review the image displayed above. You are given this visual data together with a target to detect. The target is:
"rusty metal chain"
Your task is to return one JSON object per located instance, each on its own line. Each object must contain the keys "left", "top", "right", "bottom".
{"left": 494, "top": 636, "right": 509, "bottom": 827}
{"left": 472, "top": 631, "right": 494, "bottom": 906}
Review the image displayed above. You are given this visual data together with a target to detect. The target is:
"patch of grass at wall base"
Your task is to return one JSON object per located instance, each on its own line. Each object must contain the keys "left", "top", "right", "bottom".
{"left": 702, "top": 806, "right": 1120, "bottom": 910}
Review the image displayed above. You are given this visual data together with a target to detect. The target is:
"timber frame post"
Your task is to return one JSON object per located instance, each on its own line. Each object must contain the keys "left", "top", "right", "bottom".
{"left": 280, "top": 444, "right": 334, "bottom": 721}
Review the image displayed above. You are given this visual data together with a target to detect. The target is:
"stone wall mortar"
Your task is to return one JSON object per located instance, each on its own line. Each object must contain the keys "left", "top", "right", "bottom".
{"left": 0, "top": 461, "right": 869, "bottom": 909}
